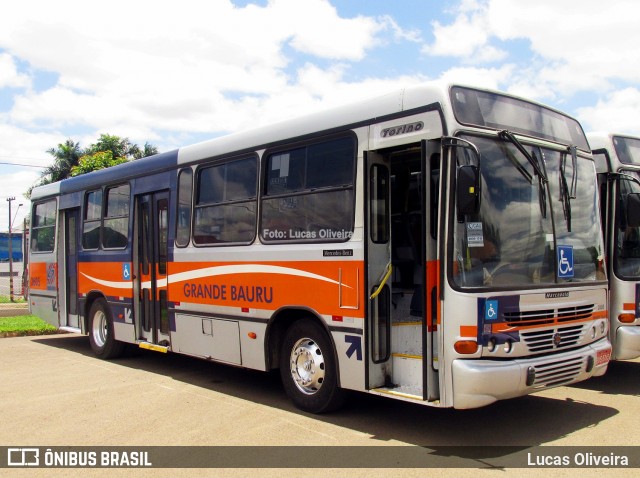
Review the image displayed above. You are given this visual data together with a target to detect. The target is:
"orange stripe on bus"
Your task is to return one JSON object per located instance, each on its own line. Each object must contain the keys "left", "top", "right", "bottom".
{"left": 76, "top": 260, "right": 366, "bottom": 318}
{"left": 460, "top": 325, "right": 477, "bottom": 338}
{"left": 623, "top": 303, "right": 636, "bottom": 311}
{"left": 592, "top": 310, "right": 608, "bottom": 320}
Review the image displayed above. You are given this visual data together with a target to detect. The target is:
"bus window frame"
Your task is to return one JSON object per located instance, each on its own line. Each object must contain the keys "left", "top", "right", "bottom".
{"left": 81, "top": 183, "right": 131, "bottom": 251}
{"left": 259, "top": 132, "right": 358, "bottom": 245}
{"left": 192, "top": 154, "right": 259, "bottom": 247}
{"left": 102, "top": 183, "right": 131, "bottom": 250}
{"left": 30, "top": 199, "right": 57, "bottom": 254}
{"left": 175, "top": 167, "right": 193, "bottom": 248}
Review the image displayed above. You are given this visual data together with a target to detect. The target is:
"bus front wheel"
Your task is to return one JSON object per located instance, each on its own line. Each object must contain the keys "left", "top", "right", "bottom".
{"left": 88, "top": 298, "right": 124, "bottom": 359}
{"left": 279, "top": 319, "right": 345, "bottom": 413}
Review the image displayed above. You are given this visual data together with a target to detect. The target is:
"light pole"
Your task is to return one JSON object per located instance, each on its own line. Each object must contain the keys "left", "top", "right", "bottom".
{"left": 6, "top": 199, "right": 22, "bottom": 302}
{"left": 7, "top": 197, "right": 15, "bottom": 302}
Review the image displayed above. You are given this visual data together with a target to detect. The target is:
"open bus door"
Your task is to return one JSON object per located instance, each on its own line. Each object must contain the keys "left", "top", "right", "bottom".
{"left": 134, "top": 191, "right": 171, "bottom": 350}
{"left": 365, "top": 141, "right": 440, "bottom": 402}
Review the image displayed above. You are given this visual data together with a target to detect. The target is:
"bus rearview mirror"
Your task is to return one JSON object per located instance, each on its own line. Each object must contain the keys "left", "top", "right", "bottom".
{"left": 456, "top": 165, "right": 480, "bottom": 219}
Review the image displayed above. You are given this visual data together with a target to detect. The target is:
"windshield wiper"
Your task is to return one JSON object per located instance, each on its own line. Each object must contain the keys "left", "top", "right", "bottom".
{"left": 532, "top": 149, "right": 547, "bottom": 218}
{"left": 499, "top": 130, "right": 548, "bottom": 218}
{"left": 499, "top": 130, "right": 548, "bottom": 184}
{"left": 560, "top": 145, "right": 578, "bottom": 232}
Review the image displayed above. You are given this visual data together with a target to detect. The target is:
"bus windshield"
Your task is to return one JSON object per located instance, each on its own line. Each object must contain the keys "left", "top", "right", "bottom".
{"left": 615, "top": 172, "right": 640, "bottom": 279}
{"left": 452, "top": 134, "right": 605, "bottom": 288}
{"left": 613, "top": 136, "right": 640, "bottom": 165}
{"left": 451, "top": 86, "right": 590, "bottom": 151}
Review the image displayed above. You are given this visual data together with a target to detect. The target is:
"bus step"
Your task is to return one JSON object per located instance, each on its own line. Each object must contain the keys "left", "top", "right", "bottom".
{"left": 371, "top": 385, "right": 423, "bottom": 401}
{"left": 138, "top": 342, "right": 169, "bottom": 353}
{"left": 59, "top": 326, "right": 81, "bottom": 334}
{"left": 391, "top": 353, "right": 422, "bottom": 390}
{"left": 391, "top": 322, "right": 422, "bottom": 356}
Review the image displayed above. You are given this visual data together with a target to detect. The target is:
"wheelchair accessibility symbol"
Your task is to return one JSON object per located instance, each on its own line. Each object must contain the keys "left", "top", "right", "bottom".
{"left": 122, "top": 263, "right": 131, "bottom": 281}
{"left": 557, "top": 245, "right": 574, "bottom": 279}
{"left": 485, "top": 300, "right": 499, "bottom": 321}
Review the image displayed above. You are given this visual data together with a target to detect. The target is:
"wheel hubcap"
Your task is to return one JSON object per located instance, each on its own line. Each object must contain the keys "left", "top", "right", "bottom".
{"left": 290, "top": 338, "right": 325, "bottom": 395}
{"left": 92, "top": 310, "right": 107, "bottom": 348}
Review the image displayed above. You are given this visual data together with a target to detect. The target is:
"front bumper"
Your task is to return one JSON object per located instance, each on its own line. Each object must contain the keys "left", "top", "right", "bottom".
{"left": 452, "top": 338, "right": 611, "bottom": 409}
{"left": 614, "top": 325, "right": 640, "bottom": 360}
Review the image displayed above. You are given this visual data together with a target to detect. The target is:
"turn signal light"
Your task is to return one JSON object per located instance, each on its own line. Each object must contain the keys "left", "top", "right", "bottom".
{"left": 454, "top": 340, "right": 478, "bottom": 354}
{"left": 618, "top": 313, "right": 636, "bottom": 324}
{"left": 248, "top": 332, "right": 257, "bottom": 339}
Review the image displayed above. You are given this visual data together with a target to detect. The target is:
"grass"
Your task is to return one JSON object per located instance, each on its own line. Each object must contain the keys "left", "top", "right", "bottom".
{"left": 0, "top": 296, "right": 26, "bottom": 304}
{"left": 0, "top": 315, "right": 59, "bottom": 337}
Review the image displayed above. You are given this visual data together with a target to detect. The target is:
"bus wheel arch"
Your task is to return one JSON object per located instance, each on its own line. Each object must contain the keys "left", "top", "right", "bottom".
{"left": 269, "top": 310, "right": 345, "bottom": 413}
{"left": 87, "top": 296, "right": 124, "bottom": 359}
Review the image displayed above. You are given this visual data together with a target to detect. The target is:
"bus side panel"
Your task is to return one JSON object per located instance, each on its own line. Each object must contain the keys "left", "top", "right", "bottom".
{"left": 29, "top": 259, "right": 59, "bottom": 327}
{"left": 332, "top": 329, "right": 366, "bottom": 392}
{"left": 609, "top": 277, "right": 640, "bottom": 360}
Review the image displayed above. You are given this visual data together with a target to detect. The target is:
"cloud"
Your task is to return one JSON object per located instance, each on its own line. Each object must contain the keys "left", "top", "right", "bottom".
{"left": 577, "top": 88, "right": 640, "bottom": 135}
{"left": 422, "top": 1, "right": 507, "bottom": 63}
{"left": 0, "top": 53, "right": 31, "bottom": 89}
{"left": 437, "top": 64, "right": 515, "bottom": 90}
{"left": 422, "top": 0, "right": 640, "bottom": 100}
{"left": 0, "top": 0, "right": 404, "bottom": 139}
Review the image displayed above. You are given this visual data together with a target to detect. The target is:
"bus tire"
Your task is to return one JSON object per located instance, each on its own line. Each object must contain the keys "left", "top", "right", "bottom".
{"left": 88, "top": 298, "right": 124, "bottom": 359}
{"left": 279, "top": 319, "right": 345, "bottom": 414}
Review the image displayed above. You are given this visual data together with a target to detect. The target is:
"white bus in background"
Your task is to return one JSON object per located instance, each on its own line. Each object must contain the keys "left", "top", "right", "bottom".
{"left": 28, "top": 83, "right": 611, "bottom": 413}
{"left": 588, "top": 132, "right": 640, "bottom": 360}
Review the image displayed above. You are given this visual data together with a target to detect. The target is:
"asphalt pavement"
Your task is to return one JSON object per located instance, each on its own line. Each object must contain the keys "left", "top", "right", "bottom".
{"left": 1, "top": 333, "right": 639, "bottom": 477}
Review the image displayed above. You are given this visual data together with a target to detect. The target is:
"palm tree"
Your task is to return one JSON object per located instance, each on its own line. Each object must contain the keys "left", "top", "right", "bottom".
{"left": 26, "top": 139, "right": 83, "bottom": 198}
{"left": 133, "top": 142, "right": 159, "bottom": 159}
{"left": 87, "top": 134, "right": 132, "bottom": 160}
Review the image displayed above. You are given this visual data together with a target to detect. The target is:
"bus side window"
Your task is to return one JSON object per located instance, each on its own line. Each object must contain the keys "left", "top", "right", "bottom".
{"left": 176, "top": 168, "right": 193, "bottom": 247}
{"left": 193, "top": 157, "right": 257, "bottom": 245}
{"left": 103, "top": 184, "right": 130, "bottom": 249}
{"left": 430, "top": 154, "right": 440, "bottom": 240}
{"left": 31, "top": 200, "right": 57, "bottom": 253}
{"left": 83, "top": 189, "right": 102, "bottom": 250}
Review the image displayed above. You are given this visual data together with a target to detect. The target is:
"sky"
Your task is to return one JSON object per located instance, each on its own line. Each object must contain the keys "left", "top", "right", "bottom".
{"left": 2, "top": 0, "right": 640, "bottom": 232}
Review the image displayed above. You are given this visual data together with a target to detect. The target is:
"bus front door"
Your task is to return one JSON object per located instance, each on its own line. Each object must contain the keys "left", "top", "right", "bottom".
{"left": 135, "top": 191, "right": 171, "bottom": 348}
{"left": 366, "top": 143, "right": 439, "bottom": 402}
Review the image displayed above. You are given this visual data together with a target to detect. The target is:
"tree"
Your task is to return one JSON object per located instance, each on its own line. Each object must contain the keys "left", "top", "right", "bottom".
{"left": 26, "top": 139, "right": 83, "bottom": 198}
{"left": 85, "top": 134, "right": 135, "bottom": 160}
{"left": 71, "top": 150, "right": 128, "bottom": 176}
{"left": 27, "top": 134, "right": 159, "bottom": 197}
{"left": 133, "top": 142, "right": 159, "bottom": 159}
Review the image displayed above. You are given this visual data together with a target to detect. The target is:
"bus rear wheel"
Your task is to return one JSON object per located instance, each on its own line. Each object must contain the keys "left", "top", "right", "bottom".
{"left": 88, "top": 298, "right": 124, "bottom": 359}
{"left": 279, "top": 319, "right": 345, "bottom": 414}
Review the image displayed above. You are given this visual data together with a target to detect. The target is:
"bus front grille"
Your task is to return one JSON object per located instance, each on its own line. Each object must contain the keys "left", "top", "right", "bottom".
{"left": 521, "top": 325, "right": 586, "bottom": 353}
{"left": 504, "top": 304, "right": 595, "bottom": 327}
{"left": 530, "top": 356, "right": 584, "bottom": 388}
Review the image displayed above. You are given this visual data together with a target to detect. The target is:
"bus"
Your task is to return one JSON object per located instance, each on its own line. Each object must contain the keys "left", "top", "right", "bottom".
{"left": 28, "top": 83, "right": 612, "bottom": 413}
{"left": 587, "top": 132, "right": 640, "bottom": 361}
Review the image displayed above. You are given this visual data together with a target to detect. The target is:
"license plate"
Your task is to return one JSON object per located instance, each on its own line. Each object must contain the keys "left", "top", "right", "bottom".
{"left": 596, "top": 348, "right": 612, "bottom": 366}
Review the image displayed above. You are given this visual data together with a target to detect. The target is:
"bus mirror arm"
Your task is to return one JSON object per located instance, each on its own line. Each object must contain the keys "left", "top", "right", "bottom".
{"left": 442, "top": 136, "right": 482, "bottom": 220}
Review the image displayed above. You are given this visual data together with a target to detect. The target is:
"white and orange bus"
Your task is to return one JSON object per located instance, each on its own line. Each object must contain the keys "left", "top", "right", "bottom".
{"left": 588, "top": 132, "right": 640, "bottom": 361}
{"left": 28, "top": 83, "right": 611, "bottom": 413}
